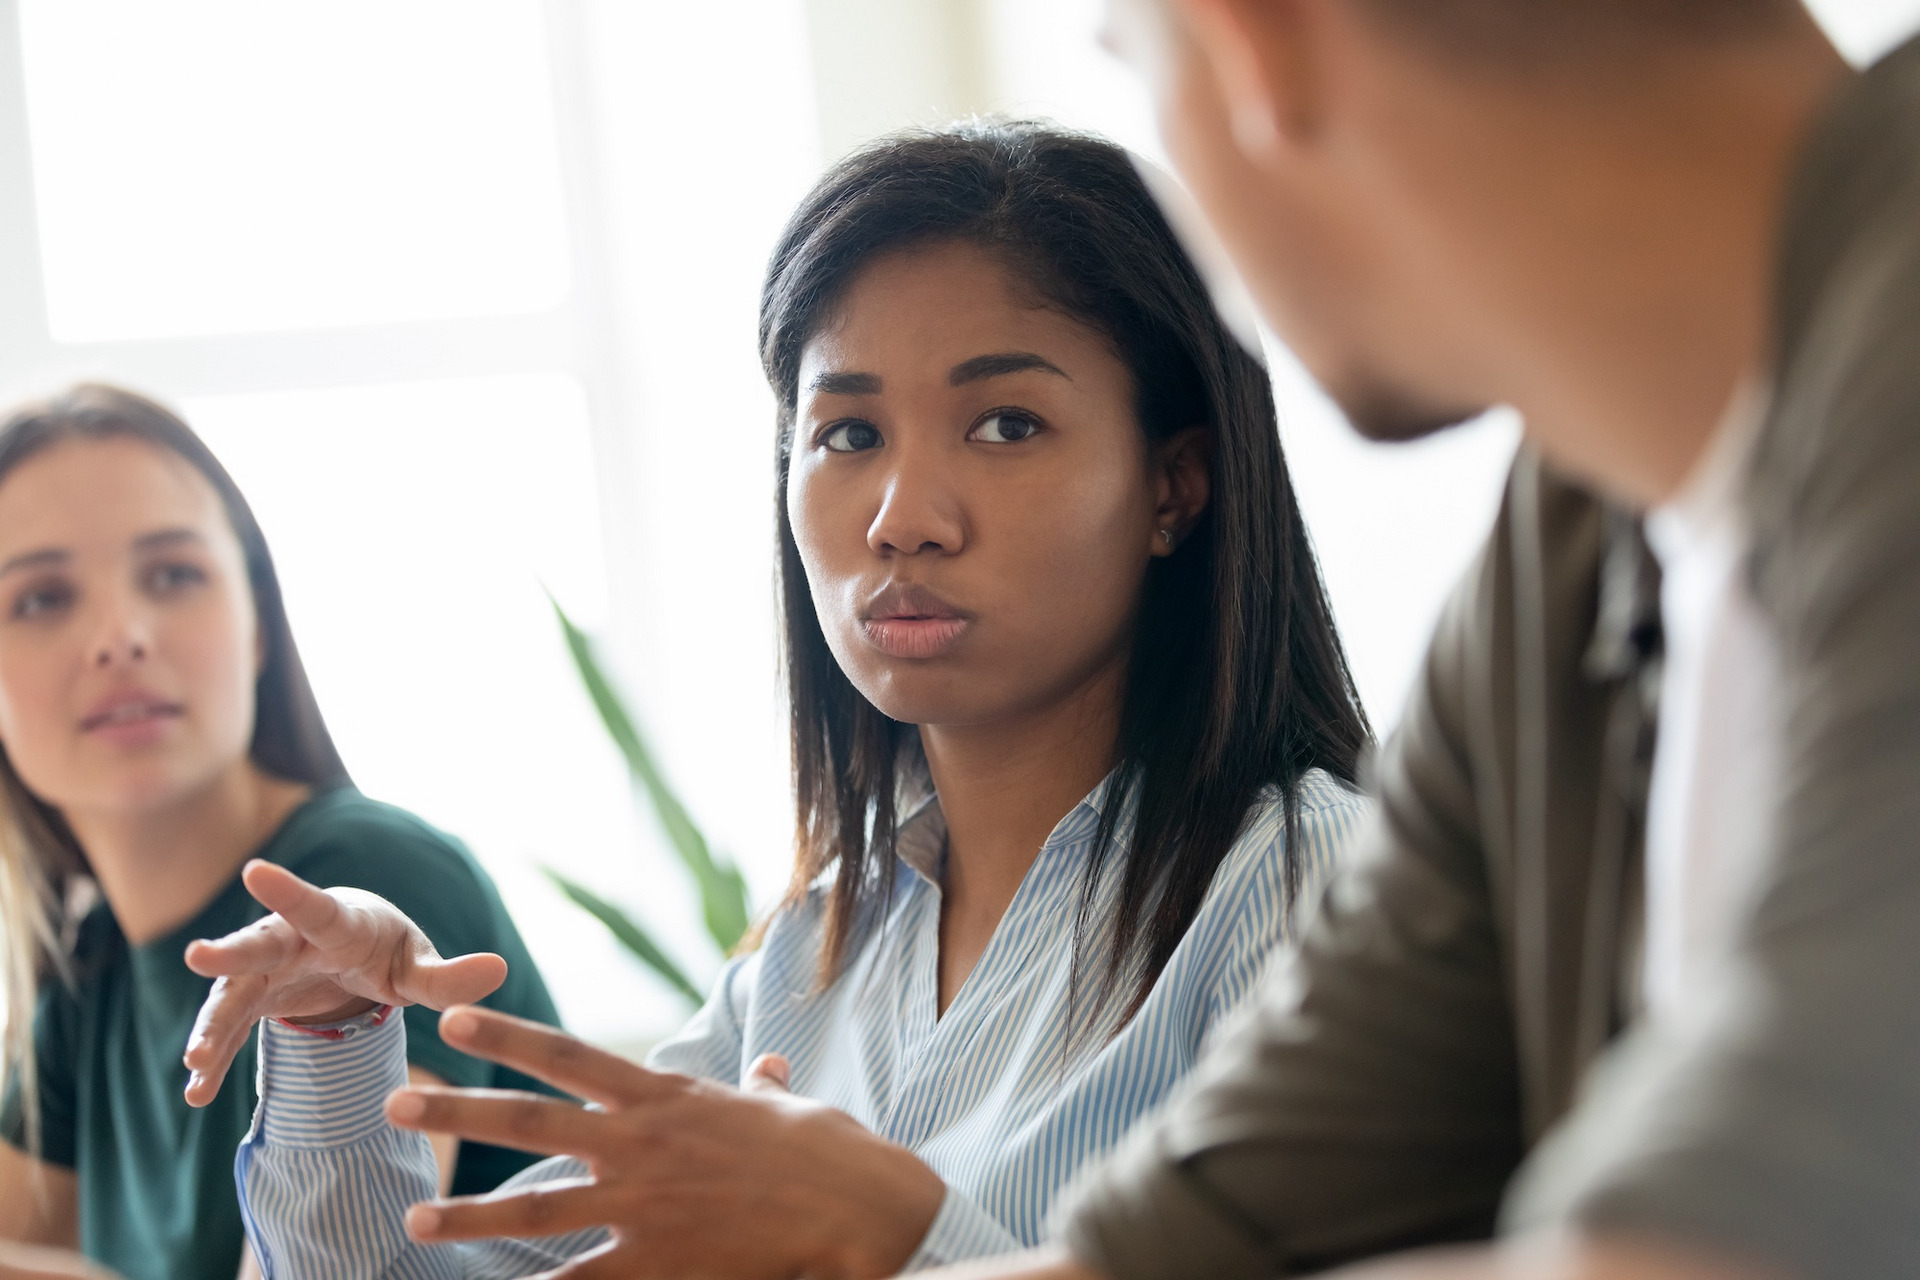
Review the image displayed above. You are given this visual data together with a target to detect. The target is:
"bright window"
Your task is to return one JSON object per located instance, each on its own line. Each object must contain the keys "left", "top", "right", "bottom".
{"left": 17, "top": 0, "right": 571, "bottom": 341}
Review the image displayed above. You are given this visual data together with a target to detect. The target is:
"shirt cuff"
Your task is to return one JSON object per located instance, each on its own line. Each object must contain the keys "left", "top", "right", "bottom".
{"left": 902, "top": 1185, "right": 1022, "bottom": 1271}
{"left": 274, "top": 1003, "right": 396, "bottom": 1039}
{"left": 254, "top": 1003, "right": 410, "bottom": 1149}
{"left": 1058, "top": 1129, "right": 1274, "bottom": 1280}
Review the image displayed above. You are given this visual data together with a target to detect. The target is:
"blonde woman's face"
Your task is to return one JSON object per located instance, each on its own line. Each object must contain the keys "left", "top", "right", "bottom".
{"left": 0, "top": 436, "right": 260, "bottom": 818}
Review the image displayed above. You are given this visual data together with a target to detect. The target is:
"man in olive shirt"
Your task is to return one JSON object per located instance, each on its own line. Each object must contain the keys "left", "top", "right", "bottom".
{"left": 937, "top": 3, "right": 1919, "bottom": 1280}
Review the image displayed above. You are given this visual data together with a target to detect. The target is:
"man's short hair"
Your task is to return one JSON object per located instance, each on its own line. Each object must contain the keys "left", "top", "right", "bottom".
{"left": 1356, "top": 0, "right": 1806, "bottom": 64}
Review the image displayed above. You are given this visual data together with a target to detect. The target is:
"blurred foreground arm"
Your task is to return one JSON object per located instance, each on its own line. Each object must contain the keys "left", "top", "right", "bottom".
{"left": 909, "top": 1245, "right": 1094, "bottom": 1280}
{"left": 1317, "top": 1237, "right": 1780, "bottom": 1280}
{"left": 910, "top": 1236, "right": 1779, "bottom": 1280}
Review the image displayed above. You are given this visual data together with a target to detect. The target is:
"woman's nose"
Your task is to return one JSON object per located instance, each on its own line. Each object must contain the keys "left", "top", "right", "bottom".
{"left": 90, "top": 602, "right": 153, "bottom": 669}
{"left": 865, "top": 449, "right": 965, "bottom": 557}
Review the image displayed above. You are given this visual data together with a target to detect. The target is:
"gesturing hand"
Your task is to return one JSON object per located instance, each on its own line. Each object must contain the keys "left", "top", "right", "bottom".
{"left": 387, "top": 1007, "right": 948, "bottom": 1280}
{"left": 179, "top": 860, "right": 508, "bottom": 1107}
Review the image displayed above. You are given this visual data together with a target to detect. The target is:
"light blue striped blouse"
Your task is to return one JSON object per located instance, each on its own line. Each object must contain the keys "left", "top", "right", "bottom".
{"left": 236, "top": 769, "right": 1368, "bottom": 1279}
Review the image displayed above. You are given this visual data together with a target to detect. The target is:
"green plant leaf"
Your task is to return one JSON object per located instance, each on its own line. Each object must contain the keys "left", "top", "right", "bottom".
{"left": 704, "top": 861, "right": 753, "bottom": 955}
{"left": 547, "top": 592, "right": 753, "bottom": 953}
{"left": 540, "top": 867, "right": 705, "bottom": 1005}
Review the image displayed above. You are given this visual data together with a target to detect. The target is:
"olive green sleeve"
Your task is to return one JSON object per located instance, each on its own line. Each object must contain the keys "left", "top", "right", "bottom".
{"left": 1505, "top": 43, "right": 1920, "bottom": 1280}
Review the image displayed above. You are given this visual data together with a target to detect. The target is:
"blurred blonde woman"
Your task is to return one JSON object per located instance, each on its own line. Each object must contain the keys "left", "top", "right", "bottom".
{"left": 0, "top": 385, "right": 563, "bottom": 1280}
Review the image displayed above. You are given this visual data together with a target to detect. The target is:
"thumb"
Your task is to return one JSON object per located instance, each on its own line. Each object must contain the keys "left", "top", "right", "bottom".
{"left": 744, "top": 1053, "right": 792, "bottom": 1092}
{"left": 396, "top": 951, "right": 509, "bottom": 1012}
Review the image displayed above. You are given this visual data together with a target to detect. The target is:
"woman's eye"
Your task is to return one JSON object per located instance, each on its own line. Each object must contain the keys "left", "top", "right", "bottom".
{"left": 821, "top": 421, "right": 883, "bottom": 453}
{"left": 970, "top": 411, "right": 1041, "bottom": 444}
{"left": 11, "top": 581, "right": 73, "bottom": 621}
{"left": 143, "top": 562, "right": 207, "bottom": 595}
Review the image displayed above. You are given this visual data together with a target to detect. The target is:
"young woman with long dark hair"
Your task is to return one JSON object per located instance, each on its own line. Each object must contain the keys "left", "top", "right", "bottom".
{"left": 0, "top": 386, "right": 563, "bottom": 1280}
{"left": 181, "top": 121, "right": 1374, "bottom": 1279}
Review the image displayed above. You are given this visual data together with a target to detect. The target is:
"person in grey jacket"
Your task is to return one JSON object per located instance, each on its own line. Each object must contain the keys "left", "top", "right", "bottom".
{"left": 931, "top": 3, "right": 1918, "bottom": 1280}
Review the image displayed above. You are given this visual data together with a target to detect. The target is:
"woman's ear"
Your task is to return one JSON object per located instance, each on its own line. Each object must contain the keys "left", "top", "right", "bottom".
{"left": 1149, "top": 426, "right": 1213, "bottom": 557}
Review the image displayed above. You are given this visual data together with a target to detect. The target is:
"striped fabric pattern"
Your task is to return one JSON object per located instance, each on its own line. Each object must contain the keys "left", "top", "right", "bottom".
{"left": 237, "top": 769, "right": 1368, "bottom": 1278}
{"left": 239, "top": 1004, "right": 456, "bottom": 1279}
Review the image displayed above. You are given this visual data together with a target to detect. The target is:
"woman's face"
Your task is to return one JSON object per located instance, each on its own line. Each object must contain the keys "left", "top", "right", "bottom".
{"left": 788, "top": 239, "right": 1199, "bottom": 731}
{"left": 0, "top": 436, "right": 261, "bottom": 817}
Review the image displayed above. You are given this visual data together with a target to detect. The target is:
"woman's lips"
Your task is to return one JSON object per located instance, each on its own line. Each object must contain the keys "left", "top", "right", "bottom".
{"left": 860, "top": 616, "right": 971, "bottom": 660}
{"left": 859, "top": 583, "right": 972, "bottom": 659}
{"left": 80, "top": 698, "right": 184, "bottom": 747}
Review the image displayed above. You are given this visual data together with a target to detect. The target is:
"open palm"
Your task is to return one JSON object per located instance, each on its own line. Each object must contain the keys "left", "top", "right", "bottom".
{"left": 179, "top": 859, "right": 507, "bottom": 1107}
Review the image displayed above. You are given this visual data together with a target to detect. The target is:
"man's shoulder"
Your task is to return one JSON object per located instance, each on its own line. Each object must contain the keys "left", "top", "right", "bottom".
{"left": 1773, "top": 36, "right": 1920, "bottom": 362}
{"left": 1753, "top": 36, "right": 1920, "bottom": 618}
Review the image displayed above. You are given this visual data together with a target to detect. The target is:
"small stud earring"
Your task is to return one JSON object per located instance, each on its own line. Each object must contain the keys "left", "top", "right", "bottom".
{"left": 1159, "top": 528, "right": 1175, "bottom": 546}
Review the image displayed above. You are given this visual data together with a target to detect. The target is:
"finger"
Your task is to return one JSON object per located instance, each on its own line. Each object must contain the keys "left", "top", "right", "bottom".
{"left": 403, "top": 1178, "right": 618, "bottom": 1243}
{"left": 239, "top": 860, "right": 366, "bottom": 951}
{"left": 183, "top": 912, "right": 304, "bottom": 978}
{"left": 181, "top": 973, "right": 270, "bottom": 1106}
{"left": 386, "top": 1087, "right": 613, "bottom": 1158}
{"left": 396, "top": 951, "right": 509, "bottom": 1012}
{"left": 437, "top": 1007, "right": 672, "bottom": 1107}
{"left": 743, "top": 1052, "right": 791, "bottom": 1092}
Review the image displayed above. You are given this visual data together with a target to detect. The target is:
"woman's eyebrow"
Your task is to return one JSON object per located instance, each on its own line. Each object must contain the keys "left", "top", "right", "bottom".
{"left": 0, "top": 547, "right": 66, "bottom": 579}
{"left": 949, "top": 352, "right": 1071, "bottom": 385}
{"left": 808, "top": 370, "right": 882, "bottom": 396}
{"left": 133, "top": 528, "right": 205, "bottom": 551}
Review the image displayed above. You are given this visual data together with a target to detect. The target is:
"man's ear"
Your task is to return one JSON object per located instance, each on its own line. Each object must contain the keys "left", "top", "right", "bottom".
{"left": 1176, "top": 0, "right": 1323, "bottom": 160}
{"left": 1149, "top": 426, "right": 1214, "bottom": 556}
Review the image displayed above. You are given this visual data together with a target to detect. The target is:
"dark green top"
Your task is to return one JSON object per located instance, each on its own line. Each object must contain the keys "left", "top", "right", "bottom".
{"left": 0, "top": 787, "right": 562, "bottom": 1280}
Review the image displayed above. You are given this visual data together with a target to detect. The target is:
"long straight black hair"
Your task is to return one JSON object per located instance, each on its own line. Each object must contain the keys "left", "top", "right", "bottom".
{"left": 763, "top": 121, "right": 1370, "bottom": 1023}
{"left": 0, "top": 383, "right": 348, "bottom": 1148}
